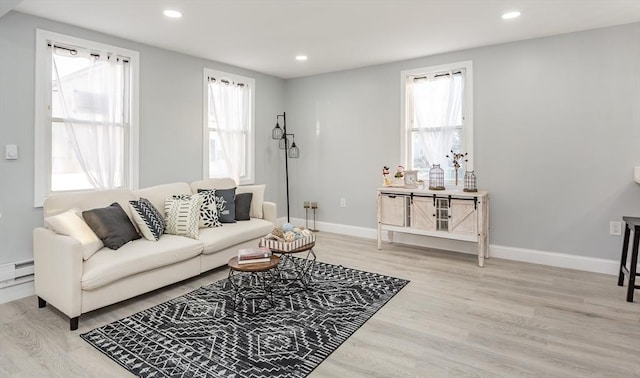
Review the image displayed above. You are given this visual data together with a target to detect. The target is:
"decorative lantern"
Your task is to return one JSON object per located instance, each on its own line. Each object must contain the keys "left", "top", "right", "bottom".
{"left": 428, "top": 164, "right": 445, "bottom": 190}
{"left": 463, "top": 170, "right": 477, "bottom": 192}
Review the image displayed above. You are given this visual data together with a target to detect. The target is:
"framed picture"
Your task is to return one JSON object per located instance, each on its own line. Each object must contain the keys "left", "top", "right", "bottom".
{"left": 404, "top": 170, "right": 418, "bottom": 187}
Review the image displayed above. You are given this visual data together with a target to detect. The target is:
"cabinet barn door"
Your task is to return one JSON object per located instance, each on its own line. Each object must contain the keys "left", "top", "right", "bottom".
{"left": 380, "top": 194, "right": 407, "bottom": 226}
{"left": 449, "top": 199, "right": 477, "bottom": 235}
{"left": 411, "top": 197, "right": 436, "bottom": 231}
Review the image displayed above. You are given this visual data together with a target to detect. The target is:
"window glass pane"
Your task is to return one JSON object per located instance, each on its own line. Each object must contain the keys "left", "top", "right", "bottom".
{"left": 51, "top": 122, "right": 124, "bottom": 191}
{"left": 52, "top": 52, "right": 125, "bottom": 124}
{"left": 208, "top": 130, "right": 246, "bottom": 179}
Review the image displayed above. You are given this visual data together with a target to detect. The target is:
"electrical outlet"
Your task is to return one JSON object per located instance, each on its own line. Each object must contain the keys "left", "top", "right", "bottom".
{"left": 610, "top": 221, "right": 622, "bottom": 236}
{"left": 340, "top": 198, "right": 346, "bottom": 208}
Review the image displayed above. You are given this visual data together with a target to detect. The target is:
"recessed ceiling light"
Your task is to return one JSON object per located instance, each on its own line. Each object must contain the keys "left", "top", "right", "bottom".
{"left": 295, "top": 55, "right": 308, "bottom": 61}
{"left": 163, "top": 9, "right": 182, "bottom": 18}
{"left": 502, "top": 11, "right": 521, "bottom": 19}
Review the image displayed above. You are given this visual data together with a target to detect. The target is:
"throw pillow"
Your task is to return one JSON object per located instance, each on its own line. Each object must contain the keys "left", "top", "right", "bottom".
{"left": 82, "top": 203, "right": 141, "bottom": 250}
{"left": 236, "top": 184, "right": 265, "bottom": 219}
{"left": 164, "top": 194, "right": 203, "bottom": 239}
{"left": 128, "top": 198, "right": 166, "bottom": 241}
{"left": 196, "top": 189, "right": 222, "bottom": 228}
{"left": 235, "top": 192, "right": 253, "bottom": 221}
{"left": 44, "top": 208, "right": 103, "bottom": 260}
{"left": 215, "top": 188, "right": 236, "bottom": 223}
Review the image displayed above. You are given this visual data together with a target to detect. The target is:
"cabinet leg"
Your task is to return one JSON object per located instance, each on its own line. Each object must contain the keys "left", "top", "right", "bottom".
{"left": 478, "top": 252, "right": 484, "bottom": 267}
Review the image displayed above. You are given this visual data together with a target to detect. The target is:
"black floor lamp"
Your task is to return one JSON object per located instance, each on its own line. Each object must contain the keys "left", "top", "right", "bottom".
{"left": 271, "top": 112, "right": 299, "bottom": 223}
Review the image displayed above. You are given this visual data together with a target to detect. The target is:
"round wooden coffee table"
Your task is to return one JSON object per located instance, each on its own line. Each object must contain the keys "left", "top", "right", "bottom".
{"left": 227, "top": 255, "right": 280, "bottom": 314}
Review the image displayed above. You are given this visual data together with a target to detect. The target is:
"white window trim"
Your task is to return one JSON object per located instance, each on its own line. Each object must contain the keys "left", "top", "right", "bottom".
{"left": 202, "top": 68, "right": 255, "bottom": 185}
{"left": 34, "top": 29, "right": 139, "bottom": 207}
{"left": 400, "top": 60, "right": 474, "bottom": 174}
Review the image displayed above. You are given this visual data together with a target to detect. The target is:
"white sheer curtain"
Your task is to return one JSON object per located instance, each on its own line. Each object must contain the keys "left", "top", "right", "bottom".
{"left": 51, "top": 46, "right": 127, "bottom": 190}
{"left": 407, "top": 72, "right": 464, "bottom": 178}
{"left": 207, "top": 79, "right": 250, "bottom": 183}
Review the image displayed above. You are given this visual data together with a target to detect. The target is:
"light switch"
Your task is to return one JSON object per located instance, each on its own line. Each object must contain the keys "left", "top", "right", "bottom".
{"left": 5, "top": 144, "right": 18, "bottom": 160}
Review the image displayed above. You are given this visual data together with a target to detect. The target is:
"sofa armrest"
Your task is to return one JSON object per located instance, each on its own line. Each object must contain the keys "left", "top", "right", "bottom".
{"left": 33, "top": 227, "right": 83, "bottom": 319}
{"left": 262, "top": 201, "right": 277, "bottom": 226}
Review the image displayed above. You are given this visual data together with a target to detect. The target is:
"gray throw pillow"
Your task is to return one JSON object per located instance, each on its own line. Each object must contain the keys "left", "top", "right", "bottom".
{"left": 83, "top": 202, "right": 140, "bottom": 250}
{"left": 235, "top": 192, "right": 253, "bottom": 221}
{"left": 215, "top": 188, "right": 236, "bottom": 223}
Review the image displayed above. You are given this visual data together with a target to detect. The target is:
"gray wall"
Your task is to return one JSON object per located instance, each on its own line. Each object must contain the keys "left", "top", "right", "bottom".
{"left": 285, "top": 22, "right": 640, "bottom": 261}
{"left": 1, "top": 10, "right": 638, "bottom": 266}
{"left": 0, "top": 11, "right": 286, "bottom": 265}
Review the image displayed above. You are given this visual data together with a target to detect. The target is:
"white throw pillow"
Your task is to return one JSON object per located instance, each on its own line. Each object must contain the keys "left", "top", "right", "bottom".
{"left": 236, "top": 184, "right": 265, "bottom": 219}
{"left": 164, "top": 194, "right": 203, "bottom": 239}
{"left": 44, "top": 208, "right": 103, "bottom": 260}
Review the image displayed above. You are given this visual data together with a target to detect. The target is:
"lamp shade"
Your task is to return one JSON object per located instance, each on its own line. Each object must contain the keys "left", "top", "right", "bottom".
{"left": 279, "top": 136, "right": 288, "bottom": 150}
{"left": 272, "top": 125, "right": 283, "bottom": 140}
{"left": 289, "top": 142, "right": 299, "bottom": 159}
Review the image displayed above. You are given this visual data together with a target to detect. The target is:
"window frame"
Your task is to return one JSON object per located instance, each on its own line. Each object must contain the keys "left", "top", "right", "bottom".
{"left": 400, "top": 61, "right": 474, "bottom": 180}
{"left": 34, "top": 29, "right": 139, "bottom": 207}
{"left": 202, "top": 68, "right": 255, "bottom": 185}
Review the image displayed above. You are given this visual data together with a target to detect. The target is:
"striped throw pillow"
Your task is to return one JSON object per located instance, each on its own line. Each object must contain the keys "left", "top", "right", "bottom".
{"left": 164, "top": 194, "right": 203, "bottom": 239}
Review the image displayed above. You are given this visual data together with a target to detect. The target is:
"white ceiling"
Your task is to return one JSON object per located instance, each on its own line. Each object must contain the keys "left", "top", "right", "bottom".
{"left": 11, "top": 0, "right": 640, "bottom": 79}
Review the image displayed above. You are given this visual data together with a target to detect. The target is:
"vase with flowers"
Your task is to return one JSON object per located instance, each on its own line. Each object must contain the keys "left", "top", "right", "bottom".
{"left": 446, "top": 150, "right": 468, "bottom": 187}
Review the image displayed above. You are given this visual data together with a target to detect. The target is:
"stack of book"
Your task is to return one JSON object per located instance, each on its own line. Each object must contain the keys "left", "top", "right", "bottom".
{"left": 237, "top": 247, "right": 272, "bottom": 264}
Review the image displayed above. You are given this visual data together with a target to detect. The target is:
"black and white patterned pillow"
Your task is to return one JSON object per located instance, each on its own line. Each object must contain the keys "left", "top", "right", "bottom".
{"left": 129, "top": 198, "right": 166, "bottom": 241}
{"left": 196, "top": 189, "right": 222, "bottom": 228}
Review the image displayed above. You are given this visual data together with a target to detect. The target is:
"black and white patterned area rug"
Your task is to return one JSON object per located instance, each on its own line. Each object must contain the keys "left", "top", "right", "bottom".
{"left": 80, "top": 258, "right": 409, "bottom": 377}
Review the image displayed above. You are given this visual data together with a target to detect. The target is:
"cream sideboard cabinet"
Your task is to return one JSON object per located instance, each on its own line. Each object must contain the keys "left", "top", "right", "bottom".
{"left": 377, "top": 187, "right": 489, "bottom": 267}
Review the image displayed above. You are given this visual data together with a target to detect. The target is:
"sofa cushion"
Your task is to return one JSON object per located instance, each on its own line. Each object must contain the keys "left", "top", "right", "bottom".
{"left": 198, "top": 218, "right": 274, "bottom": 254}
{"left": 129, "top": 198, "right": 166, "bottom": 241}
{"left": 190, "top": 178, "right": 237, "bottom": 192}
{"left": 83, "top": 203, "right": 141, "bottom": 250}
{"left": 236, "top": 184, "right": 265, "bottom": 219}
{"left": 214, "top": 188, "right": 236, "bottom": 223}
{"left": 44, "top": 208, "right": 104, "bottom": 260}
{"left": 81, "top": 235, "right": 203, "bottom": 291}
{"left": 235, "top": 192, "right": 253, "bottom": 221}
{"left": 164, "top": 194, "right": 203, "bottom": 239}
{"left": 43, "top": 188, "right": 137, "bottom": 220}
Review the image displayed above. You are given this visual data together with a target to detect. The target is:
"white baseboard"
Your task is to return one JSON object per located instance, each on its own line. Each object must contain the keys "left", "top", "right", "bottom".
{"left": 0, "top": 279, "right": 34, "bottom": 304}
{"left": 490, "top": 245, "right": 619, "bottom": 275}
{"left": 292, "top": 218, "right": 620, "bottom": 276}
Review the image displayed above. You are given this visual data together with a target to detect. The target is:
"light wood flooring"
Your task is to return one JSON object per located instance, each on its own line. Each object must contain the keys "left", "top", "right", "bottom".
{"left": 1, "top": 232, "right": 639, "bottom": 377}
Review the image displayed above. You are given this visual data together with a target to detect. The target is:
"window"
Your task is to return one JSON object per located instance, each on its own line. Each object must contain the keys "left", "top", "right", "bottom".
{"left": 401, "top": 61, "right": 473, "bottom": 182}
{"left": 203, "top": 68, "right": 255, "bottom": 184}
{"left": 34, "top": 30, "right": 139, "bottom": 206}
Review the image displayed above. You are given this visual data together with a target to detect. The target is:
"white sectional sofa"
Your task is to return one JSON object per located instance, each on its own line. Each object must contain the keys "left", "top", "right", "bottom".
{"left": 33, "top": 178, "right": 276, "bottom": 330}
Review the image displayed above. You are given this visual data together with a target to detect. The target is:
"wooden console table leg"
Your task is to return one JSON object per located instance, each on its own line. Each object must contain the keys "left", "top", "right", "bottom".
{"left": 477, "top": 239, "right": 485, "bottom": 267}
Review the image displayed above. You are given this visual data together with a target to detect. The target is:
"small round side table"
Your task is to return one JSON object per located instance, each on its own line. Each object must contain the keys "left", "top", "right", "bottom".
{"left": 227, "top": 255, "right": 280, "bottom": 314}
{"left": 270, "top": 242, "right": 316, "bottom": 293}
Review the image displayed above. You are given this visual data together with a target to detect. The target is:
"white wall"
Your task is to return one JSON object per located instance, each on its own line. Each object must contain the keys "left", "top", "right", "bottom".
{"left": 0, "top": 11, "right": 286, "bottom": 265}
{"left": 285, "top": 22, "right": 640, "bottom": 261}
